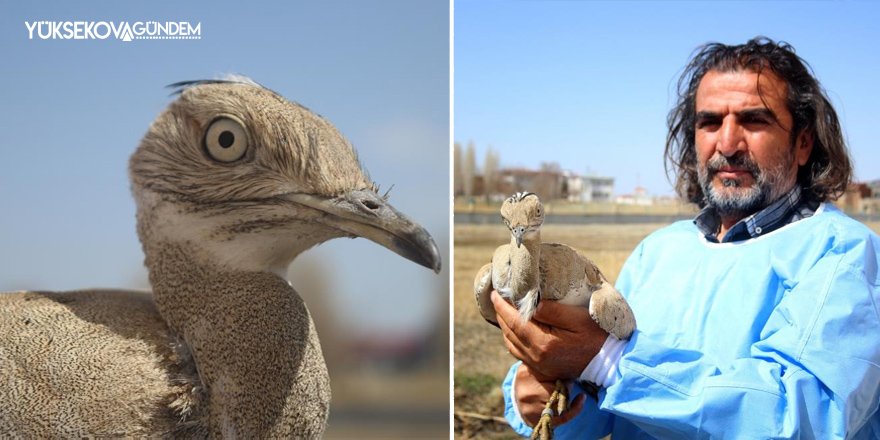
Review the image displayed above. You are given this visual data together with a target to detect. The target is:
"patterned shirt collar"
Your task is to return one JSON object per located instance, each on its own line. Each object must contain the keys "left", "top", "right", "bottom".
{"left": 694, "top": 186, "right": 819, "bottom": 243}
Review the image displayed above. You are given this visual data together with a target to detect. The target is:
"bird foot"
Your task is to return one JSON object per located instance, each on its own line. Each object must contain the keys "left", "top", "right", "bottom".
{"left": 530, "top": 379, "right": 567, "bottom": 440}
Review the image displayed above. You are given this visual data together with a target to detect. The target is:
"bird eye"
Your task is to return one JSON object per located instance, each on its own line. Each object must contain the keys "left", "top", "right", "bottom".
{"left": 204, "top": 117, "right": 248, "bottom": 163}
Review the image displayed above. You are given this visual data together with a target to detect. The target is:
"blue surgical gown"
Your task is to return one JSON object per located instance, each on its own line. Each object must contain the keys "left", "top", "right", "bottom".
{"left": 502, "top": 203, "right": 880, "bottom": 439}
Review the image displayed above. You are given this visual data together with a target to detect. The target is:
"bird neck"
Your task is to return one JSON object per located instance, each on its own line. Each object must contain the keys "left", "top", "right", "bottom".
{"left": 509, "top": 232, "right": 542, "bottom": 291}
{"left": 510, "top": 231, "right": 542, "bottom": 257}
{"left": 142, "top": 240, "right": 330, "bottom": 437}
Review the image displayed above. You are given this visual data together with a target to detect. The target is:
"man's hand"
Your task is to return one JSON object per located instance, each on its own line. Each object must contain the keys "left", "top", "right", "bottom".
{"left": 492, "top": 290, "right": 606, "bottom": 379}
{"left": 514, "top": 363, "right": 586, "bottom": 427}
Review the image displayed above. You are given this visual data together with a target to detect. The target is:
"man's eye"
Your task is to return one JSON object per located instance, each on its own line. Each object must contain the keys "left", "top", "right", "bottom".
{"left": 742, "top": 115, "right": 767, "bottom": 123}
{"left": 742, "top": 118, "right": 770, "bottom": 128}
{"left": 697, "top": 120, "right": 720, "bottom": 129}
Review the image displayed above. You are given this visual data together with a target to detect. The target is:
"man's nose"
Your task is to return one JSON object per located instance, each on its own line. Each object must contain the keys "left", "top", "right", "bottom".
{"left": 717, "top": 116, "right": 745, "bottom": 157}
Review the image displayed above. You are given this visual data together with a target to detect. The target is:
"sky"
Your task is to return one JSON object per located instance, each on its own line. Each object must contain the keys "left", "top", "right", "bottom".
{"left": 455, "top": 0, "right": 880, "bottom": 198}
{"left": 0, "top": 0, "right": 449, "bottom": 335}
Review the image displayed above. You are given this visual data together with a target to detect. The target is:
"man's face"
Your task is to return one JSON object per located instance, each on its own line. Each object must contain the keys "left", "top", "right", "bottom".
{"left": 694, "top": 69, "right": 812, "bottom": 217}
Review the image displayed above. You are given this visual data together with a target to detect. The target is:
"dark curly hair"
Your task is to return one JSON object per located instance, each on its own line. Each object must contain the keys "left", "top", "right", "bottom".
{"left": 665, "top": 36, "right": 852, "bottom": 205}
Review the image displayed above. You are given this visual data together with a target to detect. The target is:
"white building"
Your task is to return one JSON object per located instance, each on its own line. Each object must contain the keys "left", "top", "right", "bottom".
{"left": 566, "top": 172, "right": 614, "bottom": 202}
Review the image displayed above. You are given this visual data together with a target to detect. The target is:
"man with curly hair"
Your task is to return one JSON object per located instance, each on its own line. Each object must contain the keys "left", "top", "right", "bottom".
{"left": 494, "top": 37, "right": 880, "bottom": 438}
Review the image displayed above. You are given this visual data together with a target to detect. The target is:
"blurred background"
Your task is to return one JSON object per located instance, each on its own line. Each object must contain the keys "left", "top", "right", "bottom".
{"left": 453, "top": 1, "right": 880, "bottom": 438}
{"left": 0, "top": 1, "right": 449, "bottom": 438}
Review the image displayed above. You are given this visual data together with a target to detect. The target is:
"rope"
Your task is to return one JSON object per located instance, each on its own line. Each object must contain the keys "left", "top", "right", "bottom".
{"left": 530, "top": 379, "right": 568, "bottom": 440}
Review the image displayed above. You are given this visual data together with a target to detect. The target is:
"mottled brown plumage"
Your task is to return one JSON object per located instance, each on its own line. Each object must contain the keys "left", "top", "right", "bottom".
{"left": 473, "top": 192, "right": 634, "bottom": 339}
{"left": 0, "top": 77, "right": 440, "bottom": 438}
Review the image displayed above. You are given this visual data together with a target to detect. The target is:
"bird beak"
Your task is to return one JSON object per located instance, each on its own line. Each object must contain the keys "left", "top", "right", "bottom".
{"left": 513, "top": 227, "right": 525, "bottom": 248}
{"left": 283, "top": 190, "right": 442, "bottom": 273}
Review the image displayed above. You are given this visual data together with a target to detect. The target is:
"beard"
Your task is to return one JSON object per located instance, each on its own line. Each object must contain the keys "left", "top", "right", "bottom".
{"left": 697, "top": 151, "right": 793, "bottom": 218}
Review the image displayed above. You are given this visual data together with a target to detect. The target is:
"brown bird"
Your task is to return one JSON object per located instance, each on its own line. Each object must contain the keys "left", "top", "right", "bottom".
{"left": 474, "top": 191, "right": 634, "bottom": 340}
{"left": 473, "top": 191, "right": 634, "bottom": 439}
{"left": 0, "top": 76, "right": 441, "bottom": 438}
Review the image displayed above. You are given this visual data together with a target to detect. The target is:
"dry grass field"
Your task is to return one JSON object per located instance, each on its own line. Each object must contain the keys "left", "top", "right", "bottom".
{"left": 454, "top": 199, "right": 699, "bottom": 216}
{"left": 453, "top": 220, "right": 880, "bottom": 439}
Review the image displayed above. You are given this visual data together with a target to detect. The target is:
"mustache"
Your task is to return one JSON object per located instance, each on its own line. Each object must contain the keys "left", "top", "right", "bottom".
{"left": 705, "top": 153, "right": 761, "bottom": 177}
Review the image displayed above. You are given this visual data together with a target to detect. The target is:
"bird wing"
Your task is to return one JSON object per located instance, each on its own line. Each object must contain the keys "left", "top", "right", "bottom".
{"left": 490, "top": 244, "right": 514, "bottom": 300}
{"left": 473, "top": 263, "right": 498, "bottom": 326}
{"left": 589, "top": 281, "right": 637, "bottom": 340}
{"left": 472, "top": 244, "right": 514, "bottom": 327}
{"left": 538, "top": 243, "right": 637, "bottom": 339}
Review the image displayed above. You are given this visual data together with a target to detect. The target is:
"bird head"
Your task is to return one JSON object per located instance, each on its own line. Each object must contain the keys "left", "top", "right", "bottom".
{"left": 500, "top": 192, "right": 544, "bottom": 248}
{"left": 129, "top": 77, "right": 441, "bottom": 275}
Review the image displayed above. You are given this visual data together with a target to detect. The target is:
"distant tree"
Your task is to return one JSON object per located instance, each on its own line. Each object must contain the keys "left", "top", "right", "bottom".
{"left": 534, "top": 161, "right": 563, "bottom": 200}
{"left": 453, "top": 142, "right": 463, "bottom": 197}
{"left": 483, "top": 146, "right": 500, "bottom": 203}
{"left": 462, "top": 141, "right": 477, "bottom": 200}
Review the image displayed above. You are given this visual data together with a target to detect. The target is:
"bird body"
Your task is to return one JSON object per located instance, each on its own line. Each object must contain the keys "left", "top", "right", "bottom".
{"left": 474, "top": 192, "right": 635, "bottom": 439}
{"left": 0, "top": 290, "right": 205, "bottom": 437}
{"left": 474, "top": 192, "right": 634, "bottom": 339}
{"left": 0, "top": 77, "right": 440, "bottom": 437}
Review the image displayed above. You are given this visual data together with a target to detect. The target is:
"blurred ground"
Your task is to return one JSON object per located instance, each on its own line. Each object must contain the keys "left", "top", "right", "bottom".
{"left": 326, "top": 369, "right": 449, "bottom": 439}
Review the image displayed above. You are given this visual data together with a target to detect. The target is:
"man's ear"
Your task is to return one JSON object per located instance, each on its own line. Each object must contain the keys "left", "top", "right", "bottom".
{"left": 795, "top": 129, "right": 813, "bottom": 166}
